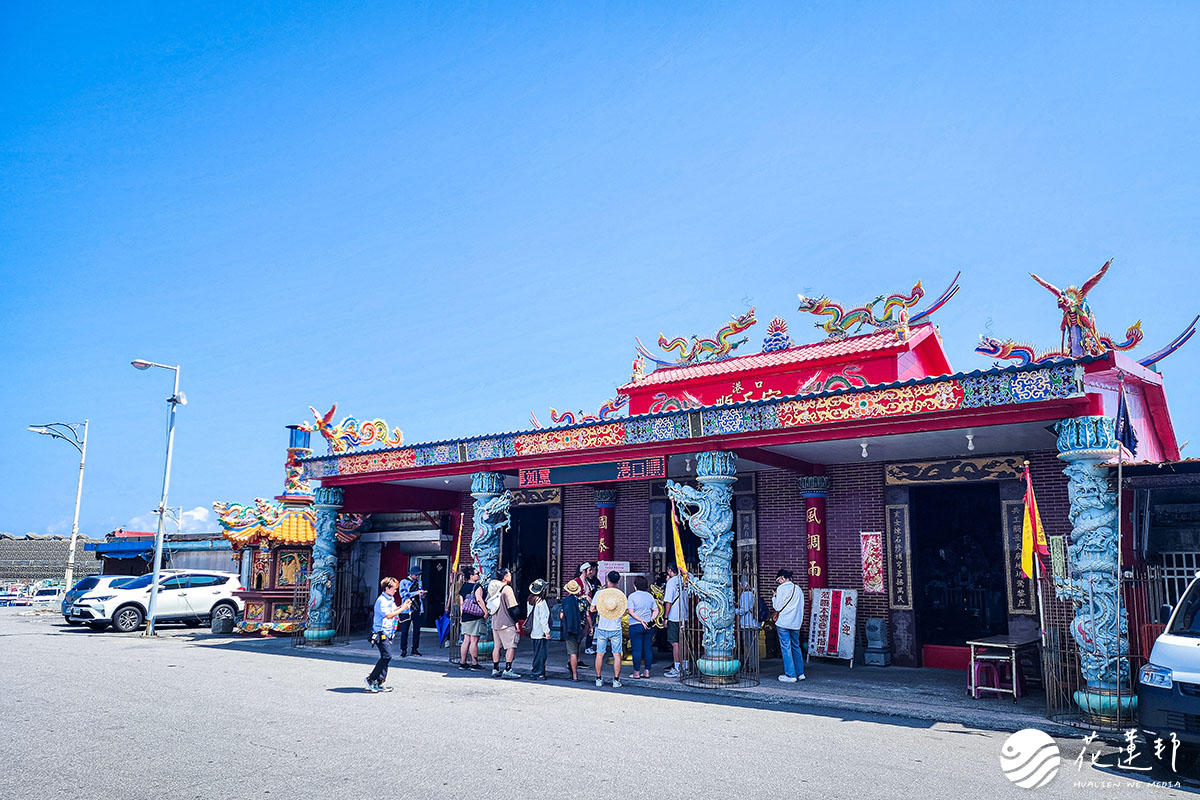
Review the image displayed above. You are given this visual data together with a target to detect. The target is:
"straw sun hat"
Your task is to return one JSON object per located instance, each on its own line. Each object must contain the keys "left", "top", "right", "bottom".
{"left": 593, "top": 587, "right": 627, "bottom": 620}
{"left": 563, "top": 579, "right": 583, "bottom": 596}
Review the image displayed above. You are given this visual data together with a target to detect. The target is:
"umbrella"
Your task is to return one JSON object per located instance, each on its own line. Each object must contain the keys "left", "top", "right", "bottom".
{"left": 435, "top": 612, "right": 453, "bottom": 645}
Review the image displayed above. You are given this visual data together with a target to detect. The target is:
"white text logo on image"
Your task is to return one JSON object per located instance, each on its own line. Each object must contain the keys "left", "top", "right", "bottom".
{"left": 1000, "top": 729, "right": 1061, "bottom": 789}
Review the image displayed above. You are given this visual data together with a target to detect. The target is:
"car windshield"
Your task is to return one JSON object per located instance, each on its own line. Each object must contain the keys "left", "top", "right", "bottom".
{"left": 73, "top": 577, "right": 99, "bottom": 592}
{"left": 35, "top": 589, "right": 59, "bottom": 596}
{"left": 1168, "top": 577, "right": 1200, "bottom": 637}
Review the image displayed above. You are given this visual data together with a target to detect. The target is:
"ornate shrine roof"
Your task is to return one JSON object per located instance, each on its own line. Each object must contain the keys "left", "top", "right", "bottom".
{"left": 299, "top": 358, "right": 1094, "bottom": 482}
{"left": 214, "top": 498, "right": 364, "bottom": 548}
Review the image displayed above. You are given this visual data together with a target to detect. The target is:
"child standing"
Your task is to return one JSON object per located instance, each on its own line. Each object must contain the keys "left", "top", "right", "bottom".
{"left": 527, "top": 579, "right": 551, "bottom": 680}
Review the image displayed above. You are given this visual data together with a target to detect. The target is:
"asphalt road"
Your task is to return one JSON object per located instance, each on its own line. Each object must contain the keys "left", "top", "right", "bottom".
{"left": 1, "top": 609, "right": 1193, "bottom": 799}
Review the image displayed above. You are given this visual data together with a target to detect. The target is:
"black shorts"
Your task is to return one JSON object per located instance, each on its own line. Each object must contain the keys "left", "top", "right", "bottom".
{"left": 667, "top": 620, "right": 681, "bottom": 644}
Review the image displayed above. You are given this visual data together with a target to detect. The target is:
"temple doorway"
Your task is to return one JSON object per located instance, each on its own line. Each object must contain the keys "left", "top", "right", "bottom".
{"left": 417, "top": 556, "right": 448, "bottom": 625}
{"left": 909, "top": 483, "right": 1007, "bottom": 660}
{"left": 502, "top": 505, "right": 549, "bottom": 609}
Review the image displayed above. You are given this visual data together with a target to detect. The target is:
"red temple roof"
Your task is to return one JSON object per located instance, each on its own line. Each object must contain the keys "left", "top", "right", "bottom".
{"left": 619, "top": 323, "right": 953, "bottom": 414}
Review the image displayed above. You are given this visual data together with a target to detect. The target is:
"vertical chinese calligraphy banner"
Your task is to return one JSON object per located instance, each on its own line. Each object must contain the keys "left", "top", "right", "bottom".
{"left": 799, "top": 476, "right": 830, "bottom": 589}
{"left": 808, "top": 588, "right": 858, "bottom": 663}
{"left": 860, "top": 532, "right": 884, "bottom": 593}
{"left": 885, "top": 505, "right": 913, "bottom": 610}
{"left": 598, "top": 506, "right": 614, "bottom": 559}
{"left": 1002, "top": 500, "right": 1036, "bottom": 615}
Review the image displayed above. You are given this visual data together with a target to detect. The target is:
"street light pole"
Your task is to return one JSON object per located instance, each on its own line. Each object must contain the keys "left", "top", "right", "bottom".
{"left": 27, "top": 420, "right": 89, "bottom": 589}
{"left": 131, "top": 359, "right": 185, "bottom": 637}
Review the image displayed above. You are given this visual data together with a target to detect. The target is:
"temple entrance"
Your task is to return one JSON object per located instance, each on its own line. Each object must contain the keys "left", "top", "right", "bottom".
{"left": 909, "top": 483, "right": 1007, "bottom": 659}
{"left": 417, "top": 556, "right": 448, "bottom": 625}
{"left": 502, "top": 505, "right": 549, "bottom": 609}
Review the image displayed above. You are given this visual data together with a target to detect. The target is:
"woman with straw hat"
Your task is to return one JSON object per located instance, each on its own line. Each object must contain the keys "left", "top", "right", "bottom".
{"left": 590, "top": 570, "right": 628, "bottom": 688}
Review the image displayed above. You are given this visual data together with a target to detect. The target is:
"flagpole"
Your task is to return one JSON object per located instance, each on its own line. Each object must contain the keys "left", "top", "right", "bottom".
{"left": 1115, "top": 372, "right": 1126, "bottom": 719}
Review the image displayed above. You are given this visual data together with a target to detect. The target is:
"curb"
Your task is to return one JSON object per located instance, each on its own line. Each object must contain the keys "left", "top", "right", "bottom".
{"left": 201, "top": 635, "right": 1080, "bottom": 739}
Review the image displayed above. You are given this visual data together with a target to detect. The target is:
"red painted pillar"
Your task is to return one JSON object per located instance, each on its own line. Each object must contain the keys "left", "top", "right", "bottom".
{"left": 595, "top": 488, "right": 617, "bottom": 562}
{"left": 799, "top": 476, "right": 830, "bottom": 589}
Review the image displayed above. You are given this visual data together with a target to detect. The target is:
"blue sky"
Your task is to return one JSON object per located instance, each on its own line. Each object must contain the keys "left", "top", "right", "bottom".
{"left": 3, "top": 3, "right": 1198, "bottom": 536}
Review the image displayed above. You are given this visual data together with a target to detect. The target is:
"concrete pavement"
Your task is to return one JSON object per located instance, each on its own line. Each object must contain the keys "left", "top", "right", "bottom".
{"left": 1, "top": 609, "right": 1194, "bottom": 799}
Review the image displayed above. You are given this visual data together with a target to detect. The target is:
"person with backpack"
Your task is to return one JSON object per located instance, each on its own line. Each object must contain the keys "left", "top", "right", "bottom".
{"left": 772, "top": 568, "right": 807, "bottom": 683}
{"left": 526, "top": 579, "right": 551, "bottom": 680}
{"left": 486, "top": 568, "right": 522, "bottom": 679}
{"left": 559, "top": 579, "right": 586, "bottom": 681}
{"left": 457, "top": 566, "right": 487, "bottom": 671}
{"left": 365, "top": 577, "right": 412, "bottom": 693}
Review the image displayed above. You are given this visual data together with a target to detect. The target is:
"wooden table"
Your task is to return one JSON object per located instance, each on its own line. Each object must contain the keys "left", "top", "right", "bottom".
{"left": 966, "top": 634, "right": 1040, "bottom": 702}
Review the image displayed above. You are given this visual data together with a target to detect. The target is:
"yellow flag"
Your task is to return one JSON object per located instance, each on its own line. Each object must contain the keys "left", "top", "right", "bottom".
{"left": 670, "top": 500, "right": 688, "bottom": 577}
{"left": 451, "top": 513, "right": 465, "bottom": 573}
{"left": 1021, "top": 467, "right": 1046, "bottom": 579}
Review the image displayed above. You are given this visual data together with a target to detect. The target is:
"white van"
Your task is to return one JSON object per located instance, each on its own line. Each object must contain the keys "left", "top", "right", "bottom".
{"left": 1139, "top": 570, "right": 1200, "bottom": 763}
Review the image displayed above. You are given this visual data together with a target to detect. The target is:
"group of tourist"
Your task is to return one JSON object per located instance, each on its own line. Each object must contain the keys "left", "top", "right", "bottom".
{"left": 364, "top": 560, "right": 810, "bottom": 692}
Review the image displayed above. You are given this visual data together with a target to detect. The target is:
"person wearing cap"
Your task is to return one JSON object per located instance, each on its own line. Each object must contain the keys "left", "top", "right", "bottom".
{"left": 559, "top": 579, "right": 586, "bottom": 681}
{"left": 526, "top": 579, "right": 551, "bottom": 680}
{"left": 772, "top": 568, "right": 806, "bottom": 683}
{"left": 487, "top": 568, "right": 522, "bottom": 679}
{"left": 397, "top": 566, "right": 427, "bottom": 657}
{"left": 590, "top": 570, "right": 628, "bottom": 688}
{"left": 578, "top": 562, "right": 600, "bottom": 655}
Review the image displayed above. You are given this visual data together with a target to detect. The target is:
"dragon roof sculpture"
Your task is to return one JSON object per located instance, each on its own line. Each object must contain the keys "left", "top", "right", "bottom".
{"left": 530, "top": 394, "right": 629, "bottom": 428}
{"left": 635, "top": 308, "right": 758, "bottom": 368}
{"left": 797, "top": 273, "right": 960, "bottom": 340}
{"left": 976, "top": 261, "right": 1197, "bottom": 368}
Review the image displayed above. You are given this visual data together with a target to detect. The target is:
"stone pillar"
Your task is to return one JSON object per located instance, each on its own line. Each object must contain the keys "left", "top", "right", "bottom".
{"left": 595, "top": 488, "right": 617, "bottom": 562}
{"left": 1055, "top": 415, "right": 1136, "bottom": 720}
{"left": 799, "top": 476, "right": 830, "bottom": 590}
{"left": 469, "top": 472, "right": 512, "bottom": 581}
{"left": 304, "top": 485, "right": 343, "bottom": 645}
{"left": 667, "top": 451, "right": 738, "bottom": 678}
{"left": 648, "top": 500, "right": 667, "bottom": 579}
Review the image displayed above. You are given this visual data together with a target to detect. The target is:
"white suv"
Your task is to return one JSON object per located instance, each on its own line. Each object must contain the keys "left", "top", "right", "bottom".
{"left": 69, "top": 569, "right": 245, "bottom": 633}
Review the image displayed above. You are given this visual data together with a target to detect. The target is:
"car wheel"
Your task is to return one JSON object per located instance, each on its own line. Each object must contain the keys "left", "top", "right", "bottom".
{"left": 112, "top": 605, "right": 144, "bottom": 633}
{"left": 87, "top": 622, "right": 110, "bottom": 632}
{"left": 64, "top": 616, "right": 81, "bottom": 626}
{"left": 211, "top": 602, "right": 237, "bottom": 623}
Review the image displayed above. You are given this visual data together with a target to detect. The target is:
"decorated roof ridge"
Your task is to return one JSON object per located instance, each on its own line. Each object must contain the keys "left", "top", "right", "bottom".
{"left": 296, "top": 355, "right": 1099, "bottom": 464}
{"left": 622, "top": 323, "right": 936, "bottom": 389}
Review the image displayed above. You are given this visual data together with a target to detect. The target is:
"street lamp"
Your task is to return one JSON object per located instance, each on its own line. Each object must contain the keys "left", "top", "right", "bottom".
{"left": 131, "top": 359, "right": 186, "bottom": 636}
{"left": 27, "top": 421, "right": 89, "bottom": 590}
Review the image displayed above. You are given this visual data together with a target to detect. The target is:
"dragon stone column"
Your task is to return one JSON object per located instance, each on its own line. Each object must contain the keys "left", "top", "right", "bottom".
{"left": 469, "top": 472, "right": 513, "bottom": 582}
{"left": 304, "top": 485, "right": 343, "bottom": 645}
{"left": 799, "top": 476, "right": 830, "bottom": 590}
{"left": 1055, "top": 415, "right": 1136, "bottom": 720}
{"left": 667, "top": 451, "right": 739, "bottom": 679}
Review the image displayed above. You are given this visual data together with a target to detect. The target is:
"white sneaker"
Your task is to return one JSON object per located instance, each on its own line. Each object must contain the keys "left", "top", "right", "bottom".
{"left": 503, "top": 670, "right": 522, "bottom": 680}
{"left": 364, "top": 678, "right": 380, "bottom": 693}
{"left": 663, "top": 667, "right": 680, "bottom": 678}
{"left": 612, "top": 679, "right": 622, "bottom": 688}
{"left": 595, "top": 678, "right": 604, "bottom": 687}
{"left": 778, "top": 675, "right": 798, "bottom": 683}
{"left": 797, "top": 674, "right": 806, "bottom": 681}
{"left": 585, "top": 647, "right": 596, "bottom": 655}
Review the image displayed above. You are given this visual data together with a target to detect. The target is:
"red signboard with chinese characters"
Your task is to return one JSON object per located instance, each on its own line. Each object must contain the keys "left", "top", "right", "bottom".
{"left": 518, "top": 456, "right": 667, "bottom": 488}
{"left": 808, "top": 588, "right": 857, "bottom": 663}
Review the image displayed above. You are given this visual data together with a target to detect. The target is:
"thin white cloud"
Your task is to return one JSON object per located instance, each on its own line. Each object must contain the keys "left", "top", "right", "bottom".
{"left": 124, "top": 505, "right": 214, "bottom": 534}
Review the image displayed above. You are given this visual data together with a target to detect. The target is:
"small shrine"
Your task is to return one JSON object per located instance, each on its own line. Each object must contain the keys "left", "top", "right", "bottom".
{"left": 214, "top": 426, "right": 364, "bottom": 634}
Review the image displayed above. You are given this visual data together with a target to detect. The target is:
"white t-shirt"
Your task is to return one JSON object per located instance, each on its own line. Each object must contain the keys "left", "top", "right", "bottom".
{"left": 626, "top": 590, "right": 657, "bottom": 627}
{"left": 591, "top": 589, "right": 625, "bottom": 632}
{"left": 664, "top": 575, "right": 687, "bottom": 622}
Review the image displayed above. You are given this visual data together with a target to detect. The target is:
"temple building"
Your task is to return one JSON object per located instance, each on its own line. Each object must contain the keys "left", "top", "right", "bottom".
{"left": 258, "top": 263, "right": 1193, "bottom": 721}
